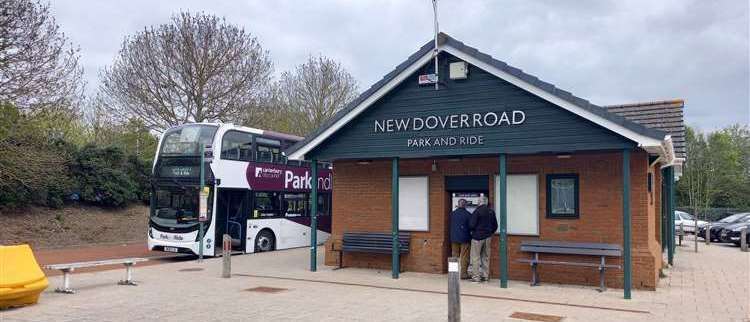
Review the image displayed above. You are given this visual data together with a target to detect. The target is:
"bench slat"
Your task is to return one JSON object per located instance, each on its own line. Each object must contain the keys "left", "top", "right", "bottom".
{"left": 340, "top": 232, "right": 411, "bottom": 255}
{"left": 520, "top": 246, "right": 621, "bottom": 257}
{"left": 521, "top": 240, "right": 621, "bottom": 251}
{"left": 518, "top": 258, "right": 621, "bottom": 269}
{"left": 45, "top": 258, "right": 148, "bottom": 270}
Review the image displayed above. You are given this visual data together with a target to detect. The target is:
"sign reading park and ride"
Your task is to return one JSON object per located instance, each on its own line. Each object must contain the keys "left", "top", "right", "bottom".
{"left": 245, "top": 162, "right": 332, "bottom": 192}
{"left": 373, "top": 110, "right": 526, "bottom": 148}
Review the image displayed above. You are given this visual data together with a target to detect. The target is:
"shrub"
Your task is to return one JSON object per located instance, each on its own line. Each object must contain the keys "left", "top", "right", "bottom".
{"left": 71, "top": 145, "right": 138, "bottom": 207}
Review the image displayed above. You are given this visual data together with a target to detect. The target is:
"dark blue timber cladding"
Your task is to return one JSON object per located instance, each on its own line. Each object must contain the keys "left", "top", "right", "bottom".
{"left": 308, "top": 53, "right": 636, "bottom": 160}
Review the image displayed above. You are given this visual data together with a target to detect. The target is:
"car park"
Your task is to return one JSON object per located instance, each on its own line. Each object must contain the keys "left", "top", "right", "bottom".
{"left": 698, "top": 213, "right": 750, "bottom": 242}
{"left": 674, "top": 211, "right": 708, "bottom": 234}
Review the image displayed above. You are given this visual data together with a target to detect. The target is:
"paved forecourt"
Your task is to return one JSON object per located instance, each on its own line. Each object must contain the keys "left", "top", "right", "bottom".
{"left": 2, "top": 236, "right": 747, "bottom": 321}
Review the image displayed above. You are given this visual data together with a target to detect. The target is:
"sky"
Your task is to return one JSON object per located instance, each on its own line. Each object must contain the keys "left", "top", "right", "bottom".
{"left": 50, "top": 0, "right": 749, "bottom": 131}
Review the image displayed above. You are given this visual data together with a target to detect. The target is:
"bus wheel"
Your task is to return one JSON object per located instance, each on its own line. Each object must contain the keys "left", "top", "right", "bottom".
{"left": 255, "top": 230, "right": 275, "bottom": 252}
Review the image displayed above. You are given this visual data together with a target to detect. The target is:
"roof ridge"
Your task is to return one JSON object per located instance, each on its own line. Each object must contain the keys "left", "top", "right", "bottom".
{"left": 604, "top": 99, "right": 684, "bottom": 109}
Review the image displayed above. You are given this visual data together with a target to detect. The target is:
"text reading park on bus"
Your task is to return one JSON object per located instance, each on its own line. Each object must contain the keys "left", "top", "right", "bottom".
{"left": 147, "top": 123, "right": 332, "bottom": 256}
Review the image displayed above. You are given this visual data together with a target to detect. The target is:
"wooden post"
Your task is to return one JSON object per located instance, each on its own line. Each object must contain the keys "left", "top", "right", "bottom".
{"left": 310, "top": 158, "right": 319, "bottom": 272}
{"left": 448, "top": 257, "right": 461, "bottom": 322}
{"left": 222, "top": 234, "right": 231, "bottom": 278}
{"left": 622, "top": 149, "right": 632, "bottom": 300}
{"left": 741, "top": 227, "right": 748, "bottom": 252}
{"left": 392, "top": 157, "right": 400, "bottom": 279}
{"left": 694, "top": 214, "right": 699, "bottom": 253}
{"left": 498, "top": 154, "right": 508, "bottom": 288}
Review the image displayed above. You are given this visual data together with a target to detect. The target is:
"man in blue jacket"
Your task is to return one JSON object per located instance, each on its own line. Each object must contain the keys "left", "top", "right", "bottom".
{"left": 469, "top": 196, "right": 498, "bottom": 282}
{"left": 450, "top": 199, "right": 472, "bottom": 279}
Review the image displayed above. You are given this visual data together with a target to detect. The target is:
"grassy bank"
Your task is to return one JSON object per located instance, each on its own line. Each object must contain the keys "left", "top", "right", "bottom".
{"left": 0, "top": 204, "right": 148, "bottom": 249}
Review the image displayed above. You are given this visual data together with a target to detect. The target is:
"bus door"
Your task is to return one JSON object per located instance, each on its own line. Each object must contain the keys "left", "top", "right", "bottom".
{"left": 216, "top": 188, "right": 248, "bottom": 250}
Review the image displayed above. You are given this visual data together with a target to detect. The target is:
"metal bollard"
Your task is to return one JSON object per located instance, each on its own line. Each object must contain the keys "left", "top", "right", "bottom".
{"left": 741, "top": 227, "right": 748, "bottom": 252}
{"left": 222, "top": 234, "right": 231, "bottom": 278}
{"left": 448, "top": 257, "right": 461, "bottom": 322}
{"left": 705, "top": 224, "right": 711, "bottom": 245}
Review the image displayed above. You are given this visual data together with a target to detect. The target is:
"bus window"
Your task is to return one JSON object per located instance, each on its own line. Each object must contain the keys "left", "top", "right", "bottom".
{"left": 317, "top": 193, "right": 331, "bottom": 216}
{"left": 257, "top": 145, "right": 281, "bottom": 163}
{"left": 253, "top": 192, "right": 280, "bottom": 218}
{"left": 221, "top": 131, "right": 254, "bottom": 161}
{"left": 152, "top": 188, "right": 206, "bottom": 224}
{"left": 282, "top": 193, "right": 308, "bottom": 217}
{"left": 160, "top": 125, "right": 218, "bottom": 156}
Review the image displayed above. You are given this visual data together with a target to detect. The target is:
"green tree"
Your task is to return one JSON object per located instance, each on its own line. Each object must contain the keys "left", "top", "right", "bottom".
{"left": 677, "top": 124, "right": 750, "bottom": 211}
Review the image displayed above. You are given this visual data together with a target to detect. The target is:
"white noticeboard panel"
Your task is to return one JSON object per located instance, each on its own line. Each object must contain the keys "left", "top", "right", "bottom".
{"left": 398, "top": 176, "right": 429, "bottom": 231}
{"left": 496, "top": 174, "right": 539, "bottom": 235}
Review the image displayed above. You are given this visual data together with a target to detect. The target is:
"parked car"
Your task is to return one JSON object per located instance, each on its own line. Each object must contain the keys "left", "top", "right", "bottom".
{"left": 718, "top": 221, "right": 750, "bottom": 245}
{"left": 674, "top": 211, "right": 708, "bottom": 234}
{"left": 698, "top": 213, "right": 750, "bottom": 242}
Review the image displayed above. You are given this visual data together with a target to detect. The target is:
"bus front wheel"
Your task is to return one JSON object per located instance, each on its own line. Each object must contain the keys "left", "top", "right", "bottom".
{"left": 255, "top": 230, "right": 276, "bottom": 252}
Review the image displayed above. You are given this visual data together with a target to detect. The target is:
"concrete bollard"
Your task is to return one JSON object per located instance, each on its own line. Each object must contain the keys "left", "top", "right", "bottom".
{"left": 678, "top": 224, "right": 684, "bottom": 246}
{"left": 705, "top": 224, "right": 711, "bottom": 245}
{"left": 222, "top": 234, "right": 231, "bottom": 278}
{"left": 448, "top": 257, "right": 461, "bottom": 322}
{"left": 741, "top": 227, "right": 748, "bottom": 252}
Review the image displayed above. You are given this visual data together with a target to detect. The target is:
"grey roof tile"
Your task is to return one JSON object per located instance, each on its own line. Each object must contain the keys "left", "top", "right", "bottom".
{"left": 604, "top": 99, "right": 686, "bottom": 159}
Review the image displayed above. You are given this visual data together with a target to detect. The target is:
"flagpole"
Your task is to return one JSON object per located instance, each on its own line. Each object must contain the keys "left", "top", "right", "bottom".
{"left": 432, "top": 0, "right": 439, "bottom": 91}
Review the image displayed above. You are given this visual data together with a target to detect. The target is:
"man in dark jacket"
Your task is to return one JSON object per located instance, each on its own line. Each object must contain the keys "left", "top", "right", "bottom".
{"left": 449, "top": 199, "right": 472, "bottom": 279}
{"left": 469, "top": 196, "right": 498, "bottom": 282}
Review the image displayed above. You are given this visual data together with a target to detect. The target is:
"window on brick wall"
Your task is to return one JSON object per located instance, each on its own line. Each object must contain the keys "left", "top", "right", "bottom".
{"left": 398, "top": 176, "right": 429, "bottom": 231}
{"left": 496, "top": 174, "right": 539, "bottom": 235}
{"left": 546, "top": 174, "right": 579, "bottom": 218}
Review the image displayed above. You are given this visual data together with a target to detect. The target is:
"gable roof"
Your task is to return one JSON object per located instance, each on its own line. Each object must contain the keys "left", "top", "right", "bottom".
{"left": 604, "top": 99, "right": 686, "bottom": 159}
{"left": 287, "top": 32, "right": 670, "bottom": 161}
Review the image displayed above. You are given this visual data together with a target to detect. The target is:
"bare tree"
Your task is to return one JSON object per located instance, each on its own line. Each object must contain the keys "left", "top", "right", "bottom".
{"left": 249, "top": 55, "right": 358, "bottom": 136}
{"left": 99, "top": 12, "right": 273, "bottom": 132}
{"left": 0, "top": 0, "right": 84, "bottom": 113}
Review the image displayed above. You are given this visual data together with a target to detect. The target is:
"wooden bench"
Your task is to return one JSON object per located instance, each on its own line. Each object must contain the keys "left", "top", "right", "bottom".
{"left": 44, "top": 258, "right": 148, "bottom": 294}
{"left": 518, "top": 241, "right": 621, "bottom": 291}
{"left": 332, "top": 232, "right": 410, "bottom": 270}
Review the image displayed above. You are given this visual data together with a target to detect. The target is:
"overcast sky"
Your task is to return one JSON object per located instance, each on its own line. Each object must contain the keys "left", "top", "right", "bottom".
{"left": 50, "top": 0, "right": 748, "bottom": 131}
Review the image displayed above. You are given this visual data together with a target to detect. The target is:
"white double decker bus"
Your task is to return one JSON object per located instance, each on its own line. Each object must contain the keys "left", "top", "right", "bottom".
{"left": 148, "top": 123, "right": 332, "bottom": 256}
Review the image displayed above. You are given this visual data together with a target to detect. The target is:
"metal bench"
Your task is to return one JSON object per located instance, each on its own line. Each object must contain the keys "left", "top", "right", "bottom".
{"left": 332, "top": 232, "right": 410, "bottom": 270}
{"left": 518, "top": 240, "right": 622, "bottom": 291}
{"left": 44, "top": 258, "right": 148, "bottom": 294}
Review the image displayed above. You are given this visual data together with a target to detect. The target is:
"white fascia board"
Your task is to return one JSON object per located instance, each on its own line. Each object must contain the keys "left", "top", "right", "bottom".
{"left": 287, "top": 50, "right": 436, "bottom": 160}
{"left": 441, "top": 44, "right": 665, "bottom": 149}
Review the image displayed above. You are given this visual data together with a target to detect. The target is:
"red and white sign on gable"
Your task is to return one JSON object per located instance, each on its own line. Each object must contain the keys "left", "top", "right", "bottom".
{"left": 418, "top": 74, "right": 438, "bottom": 85}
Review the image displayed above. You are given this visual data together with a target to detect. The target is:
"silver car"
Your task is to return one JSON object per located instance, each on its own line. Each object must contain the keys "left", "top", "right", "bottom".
{"left": 674, "top": 211, "right": 708, "bottom": 234}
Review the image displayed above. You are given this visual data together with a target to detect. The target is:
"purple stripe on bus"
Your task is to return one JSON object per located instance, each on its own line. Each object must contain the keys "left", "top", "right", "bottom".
{"left": 284, "top": 215, "right": 332, "bottom": 234}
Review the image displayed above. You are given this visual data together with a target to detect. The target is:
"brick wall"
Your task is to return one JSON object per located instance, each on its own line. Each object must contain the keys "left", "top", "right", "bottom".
{"left": 324, "top": 150, "right": 662, "bottom": 290}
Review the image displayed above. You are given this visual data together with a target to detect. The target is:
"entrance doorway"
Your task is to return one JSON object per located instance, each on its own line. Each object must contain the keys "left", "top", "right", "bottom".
{"left": 215, "top": 188, "right": 248, "bottom": 252}
{"left": 444, "top": 175, "right": 489, "bottom": 271}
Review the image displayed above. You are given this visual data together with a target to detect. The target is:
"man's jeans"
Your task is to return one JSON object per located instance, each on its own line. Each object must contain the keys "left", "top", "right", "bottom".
{"left": 470, "top": 237, "right": 491, "bottom": 281}
{"left": 450, "top": 242, "right": 470, "bottom": 279}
